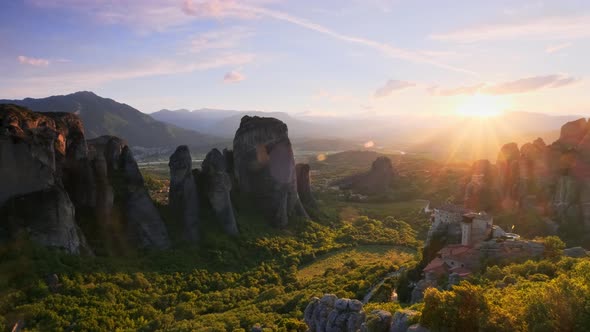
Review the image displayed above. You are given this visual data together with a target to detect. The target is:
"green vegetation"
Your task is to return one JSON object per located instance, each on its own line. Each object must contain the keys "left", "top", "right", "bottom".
{"left": 421, "top": 257, "right": 590, "bottom": 332}
{"left": 0, "top": 210, "right": 421, "bottom": 331}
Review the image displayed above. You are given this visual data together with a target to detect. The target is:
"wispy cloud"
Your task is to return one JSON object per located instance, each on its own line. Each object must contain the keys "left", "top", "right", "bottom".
{"left": 190, "top": 27, "right": 253, "bottom": 53}
{"left": 182, "top": 1, "right": 476, "bottom": 75}
{"left": 374, "top": 80, "right": 415, "bottom": 98}
{"left": 432, "top": 74, "right": 580, "bottom": 96}
{"left": 223, "top": 70, "right": 245, "bottom": 83}
{"left": 18, "top": 55, "right": 49, "bottom": 66}
{"left": 431, "top": 15, "right": 590, "bottom": 42}
{"left": 3, "top": 53, "right": 254, "bottom": 97}
{"left": 545, "top": 42, "right": 573, "bottom": 53}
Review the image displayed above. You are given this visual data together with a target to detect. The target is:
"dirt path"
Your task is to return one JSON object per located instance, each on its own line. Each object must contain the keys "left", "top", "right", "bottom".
{"left": 362, "top": 268, "right": 404, "bottom": 304}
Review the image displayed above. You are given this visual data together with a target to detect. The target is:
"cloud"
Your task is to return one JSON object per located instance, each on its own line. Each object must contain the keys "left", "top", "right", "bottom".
{"left": 182, "top": 1, "right": 476, "bottom": 75}
{"left": 374, "top": 80, "right": 415, "bottom": 98}
{"left": 433, "top": 74, "right": 580, "bottom": 96}
{"left": 17, "top": 55, "right": 49, "bottom": 66}
{"left": 431, "top": 15, "right": 590, "bottom": 43}
{"left": 190, "top": 27, "right": 253, "bottom": 53}
{"left": 545, "top": 42, "right": 572, "bottom": 53}
{"left": 3, "top": 53, "right": 254, "bottom": 97}
{"left": 223, "top": 70, "right": 245, "bottom": 83}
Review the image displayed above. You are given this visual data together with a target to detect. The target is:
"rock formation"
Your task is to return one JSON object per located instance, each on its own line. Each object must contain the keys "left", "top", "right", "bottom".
{"left": 0, "top": 104, "right": 90, "bottom": 253}
{"left": 232, "top": 116, "right": 307, "bottom": 227}
{"left": 295, "top": 163, "right": 317, "bottom": 210}
{"left": 0, "top": 103, "right": 171, "bottom": 254}
{"left": 303, "top": 295, "right": 427, "bottom": 332}
{"left": 304, "top": 294, "right": 365, "bottom": 332}
{"left": 87, "top": 136, "right": 170, "bottom": 250}
{"left": 169, "top": 145, "right": 199, "bottom": 242}
{"left": 201, "top": 148, "right": 239, "bottom": 235}
{"left": 336, "top": 156, "right": 397, "bottom": 195}
{"left": 463, "top": 159, "right": 498, "bottom": 211}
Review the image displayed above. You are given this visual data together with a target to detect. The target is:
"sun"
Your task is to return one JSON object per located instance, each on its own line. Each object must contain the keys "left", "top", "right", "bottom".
{"left": 456, "top": 94, "right": 507, "bottom": 117}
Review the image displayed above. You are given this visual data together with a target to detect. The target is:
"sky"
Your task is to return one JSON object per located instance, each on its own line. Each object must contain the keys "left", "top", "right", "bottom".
{"left": 0, "top": 0, "right": 589, "bottom": 117}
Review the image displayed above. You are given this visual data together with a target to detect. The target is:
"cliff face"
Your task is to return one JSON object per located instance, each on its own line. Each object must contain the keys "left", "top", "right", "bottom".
{"left": 169, "top": 145, "right": 200, "bottom": 242}
{"left": 0, "top": 104, "right": 90, "bottom": 253}
{"left": 0, "top": 104, "right": 170, "bottom": 254}
{"left": 462, "top": 117, "right": 590, "bottom": 238}
{"left": 233, "top": 116, "right": 307, "bottom": 227}
{"left": 87, "top": 136, "right": 170, "bottom": 251}
{"left": 202, "top": 148, "right": 238, "bottom": 235}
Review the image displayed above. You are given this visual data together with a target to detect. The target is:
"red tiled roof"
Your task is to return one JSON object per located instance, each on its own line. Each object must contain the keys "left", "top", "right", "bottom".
{"left": 449, "top": 266, "right": 472, "bottom": 277}
{"left": 438, "top": 245, "right": 471, "bottom": 257}
{"left": 423, "top": 257, "right": 447, "bottom": 272}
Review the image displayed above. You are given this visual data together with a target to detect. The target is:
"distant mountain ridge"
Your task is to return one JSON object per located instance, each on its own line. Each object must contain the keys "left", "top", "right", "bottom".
{"left": 0, "top": 92, "right": 223, "bottom": 149}
{"left": 152, "top": 108, "right": 325, "bottom": 138}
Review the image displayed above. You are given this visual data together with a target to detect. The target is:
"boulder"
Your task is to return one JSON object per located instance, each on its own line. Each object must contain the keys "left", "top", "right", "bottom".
{"left": 304, "top": 294, "right": 365, "bottom": 332}
{"left": 232, "top": 116, "right": 307, "bottom": 227}
{"left": 363, "top": 310, "right": 392, "bottom": 332}
{"left": 563, "top": 246, "right": 588, "bottom": 258}
{"left": 390, "top": 310, "right": 420, "bottom": 332}
{"left": 169, "top": 145, "right": 199, "bottom": 242}
{"left": 202, "top": 148, "right": 238, "bottom": 235}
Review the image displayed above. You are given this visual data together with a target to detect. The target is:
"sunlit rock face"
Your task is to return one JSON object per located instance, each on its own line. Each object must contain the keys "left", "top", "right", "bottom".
{"left": 0, "top": 105, "right": 89, "bottom": 253}
{"left": 202, "top": 148, "right": 238, "bottom": 235}
{"left": 233, "top": 116, "right": 307, "bottom": 227}
{"left": 169, "top": 145, "right": 199, "bottom": 242}
{"left": 496, "top": 142, "right": 521, "bottom": 209}
{"left": 463, "top": 159, "right": 499, "bottom": 211}
{"left": 87, "top": 136, "right": 170, "bottom": 250}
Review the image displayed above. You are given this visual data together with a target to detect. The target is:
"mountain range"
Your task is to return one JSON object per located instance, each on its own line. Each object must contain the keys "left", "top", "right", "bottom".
{"left": 1, "top": 91, "right": 584, "bottom": 161}
{"left": 0, "top": 92, "right": 224, "bottom": 150}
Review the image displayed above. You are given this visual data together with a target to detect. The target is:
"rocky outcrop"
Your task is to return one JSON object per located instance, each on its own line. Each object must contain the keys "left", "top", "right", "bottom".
{"left": 362, "top": 310, "right": 392, "bottom": 332}
{"left": 232, "top": 116, "right": 307, "bottom": 227}
{"left": 169, "top": 145, "right": 199, "bottom": 242}
{"left": 87, "top": 136, "right": 170, "bottom": 250}
{"left": 202, "top": 148, "right": 238, "bottom": 235}
{"left": 390, "top": 310, "right": 420, "bottom": 332}
{"left": 336, "top": 156, "right": 397, "bottom": 195}
{"left": 496, "top": 143, "right": 521, "bottom": 209}
{"left": 295, "top": 163, "right": 317, "bottom": 210}
{"left": 303, "top": 295, "right": 423, "bottom": 332}
{"left": 0, "top": 105, "right": 90, "bottom": 253}
{"left": 304, "top": 294, "right": 365, "bottom": 332}
{"left": 463, "top": 159, "right": 498, "bottom": 211}
{"left": 0, "top": 186, "right": 89, "bottom": 254}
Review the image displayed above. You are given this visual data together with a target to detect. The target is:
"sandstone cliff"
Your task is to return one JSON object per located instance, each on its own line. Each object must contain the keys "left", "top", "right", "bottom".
{"left": 232, "top": 116, "right": 307, "bottom": 227}
{"left": 169, "top": 145, "right": 200, "bottom": 242}
{"left": 335, "top": 156, "right": 397, "bottom": 195}
{"left": 0, "top": 104, "right": 170, "bottom": 254}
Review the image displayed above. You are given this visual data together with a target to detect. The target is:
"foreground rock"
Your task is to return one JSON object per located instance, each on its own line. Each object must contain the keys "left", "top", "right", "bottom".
{"left": 202, "top": 148, "right": 239, "bottom": 235}
{"left": 336, "top": 156, "right": 397, "bottom": 195}
{"left": 0, "top": 104, "right": 89, "bottom": 253}
{"left": 169, "top": 145, "right": 199, "bottom": 241}
{"left": 303, "top": 295, "right": 427, "bottom": 332}
{"left": 304, "top": 294, "right": 365, "bottom": 332}
{"left": 87, "top": 136, "right": 170, "bottom": 250}
{"left": 233, "top": 116, "right": 307, "bottom": 227}
{"left": 0, "top": 186, "right": 89, "bottom": 254}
